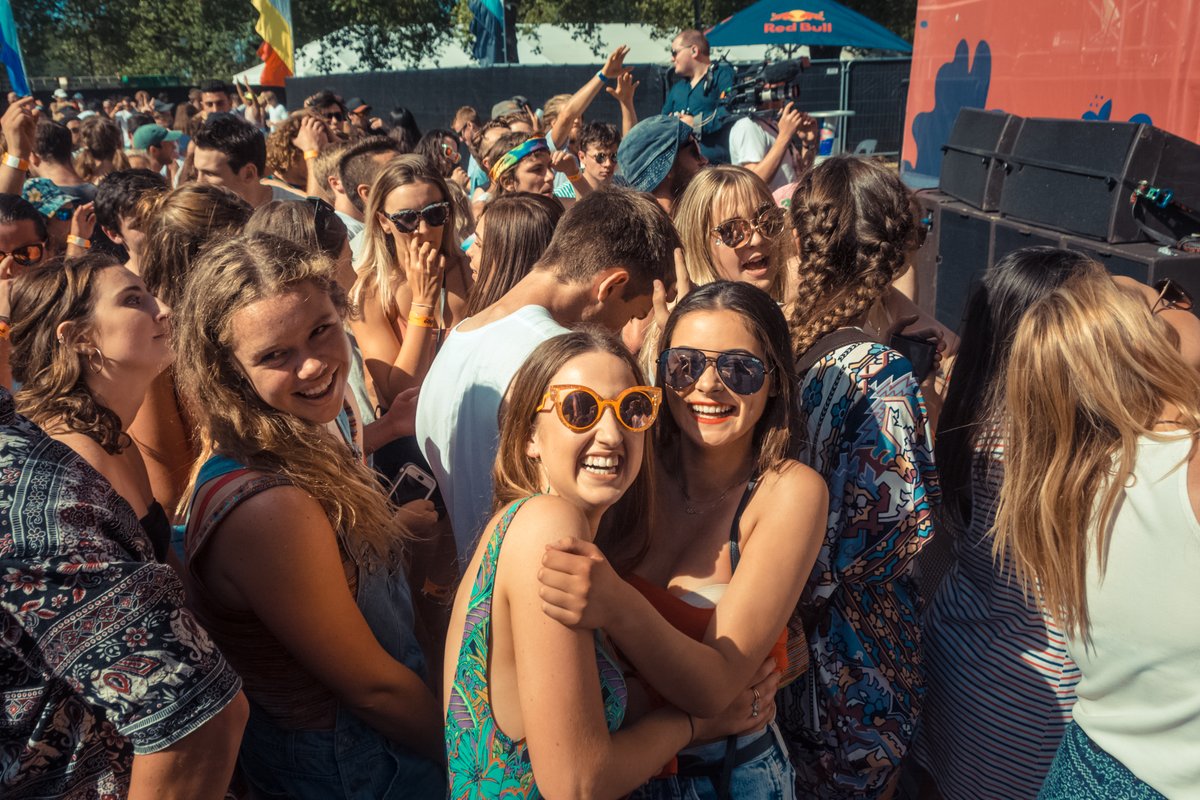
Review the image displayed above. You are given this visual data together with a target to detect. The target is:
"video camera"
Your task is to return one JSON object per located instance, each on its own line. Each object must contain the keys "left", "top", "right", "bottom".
{"left": 720, "top": 58, "right": 810, "bottom": 117}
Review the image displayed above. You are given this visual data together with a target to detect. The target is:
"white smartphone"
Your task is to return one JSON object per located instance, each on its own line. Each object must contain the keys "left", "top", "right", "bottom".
{"left": 389, "top": 463, "right": 437, "bottom": 501}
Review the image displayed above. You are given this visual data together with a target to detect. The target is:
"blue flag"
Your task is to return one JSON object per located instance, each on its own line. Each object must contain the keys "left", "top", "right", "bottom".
{"left": 469, "top": 0, "right": 505, "bottom": 66}
{"left": 0, "top": 0, "right": 28, "bottom": 96}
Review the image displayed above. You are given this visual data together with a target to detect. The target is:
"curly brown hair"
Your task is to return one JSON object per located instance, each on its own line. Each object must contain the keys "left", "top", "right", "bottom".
{"left": 788, "top": 155, "right": 917, "bottom": 356}
{"left": 265, "top": 113, "right": 305, "bottom": 178}
{"left": 10, "top": 253, "right": 130, "bottom": 454}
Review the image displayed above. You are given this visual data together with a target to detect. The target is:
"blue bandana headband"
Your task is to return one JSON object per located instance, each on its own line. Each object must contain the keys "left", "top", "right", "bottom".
{"left": 489, "top": 137, "right": 548, "bottom": 183}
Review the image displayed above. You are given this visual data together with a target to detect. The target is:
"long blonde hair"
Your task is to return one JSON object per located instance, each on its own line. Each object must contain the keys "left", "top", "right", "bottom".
{"left": 992, "top": 265, "right": 1200, "bottom": 639}
{"left": 672, "top": 165, "right": 790, "bottom": 303}
{"left": 351, "top": 155, "right": 458, "bottom": 318}
{"left": 174, "top": 233, "right": 410, "bottom": 567}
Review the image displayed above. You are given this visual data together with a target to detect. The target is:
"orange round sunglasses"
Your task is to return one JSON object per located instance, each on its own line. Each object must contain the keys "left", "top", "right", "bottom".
{"left": 537, "top": 384, "right": 662, "bottom": 432}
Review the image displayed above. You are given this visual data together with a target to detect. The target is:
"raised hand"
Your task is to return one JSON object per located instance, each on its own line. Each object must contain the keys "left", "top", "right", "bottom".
{"left": 606, "top": 71, "right": 640, "bottom": 107}
{"left": 550, "top": 149, "right": 580, "bottom": 177}
{"left": 70, "top": 202, "right": 97, "bottom": 241}
{"left": 292, "top": 114, "right": 330, "bottom": 154}
{"left": 402, "top": 238, "right": 445, "bottom": 309}
{"left": 777, "top": 102, "right": 803, "bottom": 142}
{"left": 652, "top": 248, "right": 692, "bottom": 330}
{"left": 1, "top": 97, "right": 38, "bottom": 159}
{"left": 601, "top": 45, "right": 631, "bottom": 80}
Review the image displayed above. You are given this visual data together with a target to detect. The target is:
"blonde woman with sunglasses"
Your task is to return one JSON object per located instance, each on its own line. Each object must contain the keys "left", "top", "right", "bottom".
{"left": 351, "top": 154, "right": 472, "bottom": 407}
{"left": 443, "top": 328, "right": 770, "bottom": 799}
{"left": 538, "top": 283, "right": 827, "bottom": 798}
{"left": 633, "top": 165, "right": 790, "bottom": 371}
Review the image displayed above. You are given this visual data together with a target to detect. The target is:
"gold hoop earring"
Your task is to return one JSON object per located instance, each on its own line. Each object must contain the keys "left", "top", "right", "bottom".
{"left": 86, "top": 347, "right": 104, "bottom": 374}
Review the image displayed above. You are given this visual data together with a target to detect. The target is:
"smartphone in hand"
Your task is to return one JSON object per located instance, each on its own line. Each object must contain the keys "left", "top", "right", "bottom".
{"left": 889, "top": 333, "right": 937, "bottom": 381}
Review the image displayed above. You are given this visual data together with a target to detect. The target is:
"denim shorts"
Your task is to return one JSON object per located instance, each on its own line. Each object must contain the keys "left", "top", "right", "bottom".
{"left": 238, "top": 703, "right": 445, "bottom": 800}
{"left": 630, "top": 724, "right": 796, "bottom": 800}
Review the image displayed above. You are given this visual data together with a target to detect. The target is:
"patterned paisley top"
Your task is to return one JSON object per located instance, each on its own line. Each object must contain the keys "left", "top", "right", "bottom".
{"left": 780, "top": 340, "right": 940, "bottom": 798}
{"left": 445, "top": 496, "right": 627, "bottom": 799}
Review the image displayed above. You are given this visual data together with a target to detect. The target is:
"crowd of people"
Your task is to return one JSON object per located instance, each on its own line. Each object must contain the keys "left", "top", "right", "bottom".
{"left": 1, "top": 26, "right": 1197, "bottom": 800}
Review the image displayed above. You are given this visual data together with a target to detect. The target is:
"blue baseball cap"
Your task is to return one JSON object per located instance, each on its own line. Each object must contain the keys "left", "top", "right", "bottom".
{"left": 616, "top": 115, "right": 692, "bottom": 193}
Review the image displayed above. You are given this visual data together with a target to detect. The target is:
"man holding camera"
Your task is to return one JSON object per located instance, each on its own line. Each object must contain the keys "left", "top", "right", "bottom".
{"left": 662, "top": 29, "right": 735, "bottom": 163}
{"left": 729, "top": 101, "right": 819, "bottom": 191}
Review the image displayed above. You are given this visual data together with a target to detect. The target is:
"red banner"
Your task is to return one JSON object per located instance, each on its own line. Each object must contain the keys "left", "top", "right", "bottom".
{"left": 902, "top": 0, "right": 1200, "bottom": 178}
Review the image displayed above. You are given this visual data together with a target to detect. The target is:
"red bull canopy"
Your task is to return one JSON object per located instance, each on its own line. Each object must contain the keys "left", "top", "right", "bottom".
{"left": 706, "top": 0, "right": 911, "bottom": 51}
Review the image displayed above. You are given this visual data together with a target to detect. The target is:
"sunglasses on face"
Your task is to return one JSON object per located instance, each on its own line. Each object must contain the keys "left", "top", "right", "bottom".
{"left": 385, "top": 201, "right": 450, "bottom": 234}
{"left": 711, "top": 204, "right": 786, "bottom": 249}
{"left": 0, "top": 241, "right": 46, "bottom": 266}
{"left": 321, "top": 111, "right": 344, "bottom": 123}
{"left": 537, "top": 384, "right": 663, "bottom": 433}
{"left": 659, "top": 347, "right": 771, "bottom": 395}
{"left": 587, "top": 151, "right": 617, "bottom": 165}
{"left": 439, "top": 141, "right": 462, "bottom": 163}
{"left": 1152, "top": 278, "right": 1194, "bottom": 314}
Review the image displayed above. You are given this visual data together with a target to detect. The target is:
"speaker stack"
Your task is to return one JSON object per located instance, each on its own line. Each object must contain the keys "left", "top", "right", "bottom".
{"left": 922, "top": 108, "right": 1200, "bottom": 328}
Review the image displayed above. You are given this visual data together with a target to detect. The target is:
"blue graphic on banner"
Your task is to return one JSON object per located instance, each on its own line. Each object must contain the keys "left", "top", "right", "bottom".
{"left": 905, "top": 39, "right": 992, "bottom": 177}
{"left": 470, "top": 0, "right": 506, "bottom": 66}
{"left": 0, "top": 0, "right": 29, "bottom": 96}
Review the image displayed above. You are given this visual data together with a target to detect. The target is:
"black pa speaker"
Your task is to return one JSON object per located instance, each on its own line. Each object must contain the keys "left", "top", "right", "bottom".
{"left": 939, "top": 109, "right": 1024, "bottom": 211}
{"left": 1060, "top": 234, "right": 1200, "bottom": 297}
{"left": 999, "top": 117, "right": 1200, "bottom": 244}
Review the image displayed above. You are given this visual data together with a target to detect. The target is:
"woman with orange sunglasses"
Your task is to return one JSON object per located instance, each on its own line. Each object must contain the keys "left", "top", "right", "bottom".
{"left": 443, "top": 327, "right": 769, "bottom": 799}
{"left": 538, "top": 282, "right": 827, "bottom": 798}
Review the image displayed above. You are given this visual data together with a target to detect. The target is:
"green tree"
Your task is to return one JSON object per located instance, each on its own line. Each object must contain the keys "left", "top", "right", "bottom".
{"left": 13, "top": 0, "right": 915, "bottom": 80}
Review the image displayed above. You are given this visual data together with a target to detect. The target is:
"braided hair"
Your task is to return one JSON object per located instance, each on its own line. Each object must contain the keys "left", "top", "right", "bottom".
{"left": 788, "top": 155, "right": 917, "bottom": 356}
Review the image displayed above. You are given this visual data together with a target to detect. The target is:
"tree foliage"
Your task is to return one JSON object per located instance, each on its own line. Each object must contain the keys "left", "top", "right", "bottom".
{"left": 14, "top": 0, "right": 915, "bottom": 79}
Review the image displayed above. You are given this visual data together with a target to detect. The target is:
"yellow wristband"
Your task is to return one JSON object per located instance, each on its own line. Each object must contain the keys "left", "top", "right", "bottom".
{"left": 67, "top": 235, "right": 91, "bottom": 249}
{"left": 0, "top": 319, "right": 10, "bottom": 341}
{"left": 408, "top": 312, "right": 437, "bottom": 329}
{"left": 303, "top": 149, "right": 320, "bottom": 160}
{"left": 567, "top": 173, "right": 586, "bottom": 184}
{"left": 3, "top": 152, "right": 29, "bottom": 171}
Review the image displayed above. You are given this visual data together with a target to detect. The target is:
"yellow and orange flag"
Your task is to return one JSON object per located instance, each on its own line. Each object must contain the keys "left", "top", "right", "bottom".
{"left": 251, "top": 0, "right": 295, "bottom": 86}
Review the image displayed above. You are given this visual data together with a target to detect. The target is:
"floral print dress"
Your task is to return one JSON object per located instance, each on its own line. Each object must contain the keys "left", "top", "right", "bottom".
{"left": 781, "top": 340, "right": 940, "bottom": 798}
{"left": 445, "top": 497, "right": 627, "bottom": 798}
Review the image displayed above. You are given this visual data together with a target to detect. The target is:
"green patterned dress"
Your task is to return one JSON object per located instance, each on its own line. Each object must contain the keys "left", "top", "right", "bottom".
{"left": 445, "top": 496, "right": 628, "bottom": 798}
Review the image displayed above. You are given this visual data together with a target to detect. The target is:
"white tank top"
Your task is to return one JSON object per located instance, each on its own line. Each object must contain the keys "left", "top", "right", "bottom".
{"left": 1069, "top": 432, "right": 1200, "bottom": 797}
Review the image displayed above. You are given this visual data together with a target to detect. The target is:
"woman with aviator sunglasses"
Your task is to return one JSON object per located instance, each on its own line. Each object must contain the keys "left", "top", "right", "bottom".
{"left": 444, "top": 327, "right": 772, "bottom": 799}
{"left": 539, "top": 282, "right": 827, "bottom": 799}
{"left": 352, "top": 154, "right": 472, "bottom": 407}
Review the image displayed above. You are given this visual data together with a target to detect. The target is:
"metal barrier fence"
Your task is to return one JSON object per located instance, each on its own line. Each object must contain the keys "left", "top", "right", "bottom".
{"left": 288, "top": 57, "right": 912, "bottom": 156}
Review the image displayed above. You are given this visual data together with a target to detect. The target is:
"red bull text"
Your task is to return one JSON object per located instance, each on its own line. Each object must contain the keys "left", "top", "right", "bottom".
{"left": 765, "top": 10, "right": 832, "bottom": 33}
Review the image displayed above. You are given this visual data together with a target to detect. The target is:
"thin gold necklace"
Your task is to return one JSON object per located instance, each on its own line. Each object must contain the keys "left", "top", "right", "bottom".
{"left": 680, "top": 470, "right": 751, "bottom": 515}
